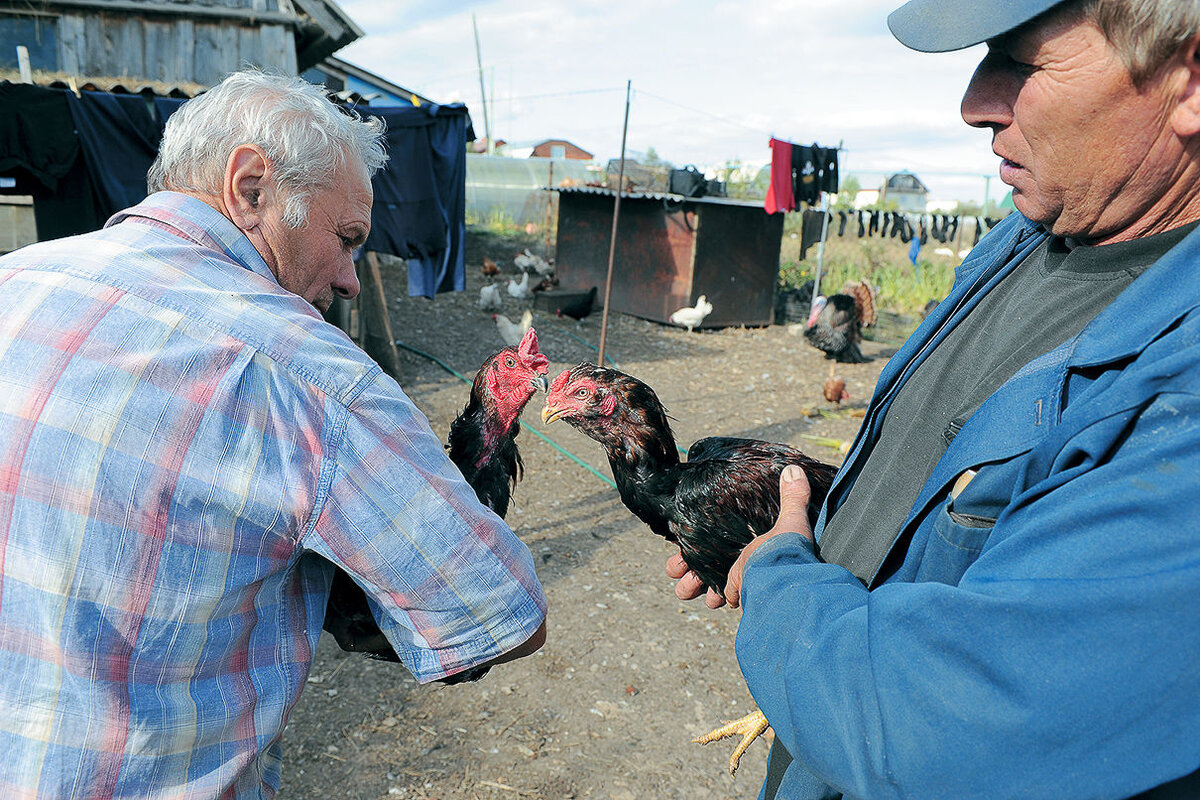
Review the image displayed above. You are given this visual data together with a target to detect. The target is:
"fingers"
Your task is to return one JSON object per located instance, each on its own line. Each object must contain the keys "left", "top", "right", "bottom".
{"left": 774, "top": 464, "right": 813, "bottom": 538}
{"left": 668, "top": 552, "right": 727, "bottom": 607}
{"left": 724, "top": 465, "right": 815, "bottom": 608}
{"left": 665, "top": 552, "right": 689, "bottom": 579}
{"left": 673, "top": 567, "right": 707, "bottom": 601}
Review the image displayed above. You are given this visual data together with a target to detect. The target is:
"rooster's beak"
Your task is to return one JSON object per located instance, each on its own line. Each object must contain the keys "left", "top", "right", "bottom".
{"left": 531, "top": 374, "right": 549, "bottom": 393}
{"left": 541, "top": 403, "right": 565, "bottom": 425}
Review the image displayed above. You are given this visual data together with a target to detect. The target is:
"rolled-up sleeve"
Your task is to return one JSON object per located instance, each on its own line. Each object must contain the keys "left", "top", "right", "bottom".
{"left": 303, "top": 370, "right": 546, "bottom": 683}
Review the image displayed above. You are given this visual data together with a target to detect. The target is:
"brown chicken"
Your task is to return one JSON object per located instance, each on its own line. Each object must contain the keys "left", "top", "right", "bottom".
{"left": 823, "top": 364, "right": 849, "bottom": 407}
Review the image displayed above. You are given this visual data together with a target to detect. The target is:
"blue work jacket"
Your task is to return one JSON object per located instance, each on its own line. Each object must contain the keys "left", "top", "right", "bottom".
{"left": 737, "top": 213, "right": 1200, "bottom": 799}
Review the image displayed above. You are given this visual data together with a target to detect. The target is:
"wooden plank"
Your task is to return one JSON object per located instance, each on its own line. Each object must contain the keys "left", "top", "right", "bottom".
{"left": 110, "top": 16, "right": 145, "bottom": 79}
{"left": 257, "top": 23, "right": 294, "bottom": 74}
{"left": 193, "top": 22, "right": 238, "bottom": 85}
{"left": 358, "top": 251, "right": 402, "bottom": 380}
{"left": 57, "top": 15, "right": 86, "bottom": 75}
{"left": 81, "top": 13, "right": 108, "bottom": 76}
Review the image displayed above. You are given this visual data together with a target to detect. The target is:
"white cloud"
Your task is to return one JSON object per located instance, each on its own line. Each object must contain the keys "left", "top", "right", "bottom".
{"left": 333, "top": 0, "right": 1000, "bottom": 202}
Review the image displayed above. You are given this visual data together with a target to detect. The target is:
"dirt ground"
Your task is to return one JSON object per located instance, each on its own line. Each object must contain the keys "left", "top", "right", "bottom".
{"left": 278, "top": 236, "right": 907, "bottom": 800}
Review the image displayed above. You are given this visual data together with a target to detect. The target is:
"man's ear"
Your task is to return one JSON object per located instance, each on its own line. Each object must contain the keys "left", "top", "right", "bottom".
{"left": 1171, "top": 32, "right": 1200, "bottom": 138}
{"left": 223, "top": 144, "right": 270, "bottom": 232}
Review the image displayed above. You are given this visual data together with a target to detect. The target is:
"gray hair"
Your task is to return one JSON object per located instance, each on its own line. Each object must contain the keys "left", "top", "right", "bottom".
{"left": 1077, "top": 0, "right": 1200, "bottom": 85}
{"left": 147, "top": 70, "right": 388, "bottom": 228}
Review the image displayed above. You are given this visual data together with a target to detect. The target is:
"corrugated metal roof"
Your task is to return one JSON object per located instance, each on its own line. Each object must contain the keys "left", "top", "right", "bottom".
{"left": 555, "top": 185, "right": 766, "bottom": 208}
{"left": 0, "top": 72, "right": 202, "bottom": 97}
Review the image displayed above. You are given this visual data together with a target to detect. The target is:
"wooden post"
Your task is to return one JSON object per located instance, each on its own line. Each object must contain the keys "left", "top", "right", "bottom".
{"left": 357, "top": 251, "right": 403, "bottom": 380}
{"left": 597, "top": 80, "right": 632, "bottom": 366}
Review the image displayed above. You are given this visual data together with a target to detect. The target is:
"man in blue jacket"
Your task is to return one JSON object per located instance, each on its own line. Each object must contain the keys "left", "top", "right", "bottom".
{"left": 670, "top": 0, "right": 1200, "bottom": 797}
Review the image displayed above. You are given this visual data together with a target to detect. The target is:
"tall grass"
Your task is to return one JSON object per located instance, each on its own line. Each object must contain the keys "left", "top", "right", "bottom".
{"left": 779, "top": 224, "right": 962, "bottom": 316}
{"left": 465, "top": 206, "right": 522, "bottom": 236}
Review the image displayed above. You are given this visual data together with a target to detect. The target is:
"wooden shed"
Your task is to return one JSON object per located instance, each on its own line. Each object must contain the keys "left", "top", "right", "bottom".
{"left": 0, "top": 0, "right": 361, "bottom": 86}
{"left": 554, "top": 187, "right": 783, "bottom": 329}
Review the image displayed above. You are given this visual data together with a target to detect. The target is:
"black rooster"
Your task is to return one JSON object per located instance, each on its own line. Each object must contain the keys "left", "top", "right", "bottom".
{"left": 540, "top": 363, "right": 837, "bottom": 772}
{"left": 323, "top": 327, "right": 550, "bottom": 683}
{"left": 555, "top": 286, "right": 598, "bottom": 321}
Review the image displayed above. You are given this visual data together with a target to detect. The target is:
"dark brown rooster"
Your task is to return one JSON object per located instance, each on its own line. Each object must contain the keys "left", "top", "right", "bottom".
{"left": 540, "top": 363, "right": 837, "bottom": 772}
{"left": 323, "top": 327, "right": 550, "bottom": 682}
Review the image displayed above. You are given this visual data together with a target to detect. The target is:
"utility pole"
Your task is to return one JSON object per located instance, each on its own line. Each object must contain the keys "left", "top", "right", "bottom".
{"left": 597, "top": 80, "right": 632, "bottom": 367}
{"left": 472, "top": 14, "right": 492, "bottom": 155}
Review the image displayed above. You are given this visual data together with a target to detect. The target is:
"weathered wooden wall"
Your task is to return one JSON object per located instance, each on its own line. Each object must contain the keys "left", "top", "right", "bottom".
{"left": 54, "top": 11, "right": 295, "bottom": 85}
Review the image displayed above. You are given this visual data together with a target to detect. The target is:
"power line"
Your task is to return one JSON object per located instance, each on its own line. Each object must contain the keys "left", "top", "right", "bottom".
{"left": 634, "top": 89, "right": 768, "bottom": 136}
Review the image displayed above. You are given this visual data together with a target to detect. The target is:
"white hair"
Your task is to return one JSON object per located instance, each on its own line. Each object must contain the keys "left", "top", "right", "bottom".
{"left": 147, "top": 70, "right": 388, "bottom": 228}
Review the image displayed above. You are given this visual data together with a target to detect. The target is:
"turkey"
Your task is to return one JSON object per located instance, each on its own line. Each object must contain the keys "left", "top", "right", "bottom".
{"left": 803, "top": 279, "right": 877, "bottom": 363}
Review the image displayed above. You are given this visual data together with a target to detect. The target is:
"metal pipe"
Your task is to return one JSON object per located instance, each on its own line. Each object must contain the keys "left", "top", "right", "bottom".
{"left": 597, "top": 80, "right": 631, "bottom": 366}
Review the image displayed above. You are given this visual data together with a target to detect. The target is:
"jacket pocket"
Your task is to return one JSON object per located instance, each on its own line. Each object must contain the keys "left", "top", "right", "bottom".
{"left": 914, "top": 497, "right": 994, "bottom": 584}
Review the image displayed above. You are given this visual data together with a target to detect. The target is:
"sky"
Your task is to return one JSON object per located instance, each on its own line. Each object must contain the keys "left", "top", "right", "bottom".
{"left": 333, "top": 0, "right": 1006, "bottom": 206}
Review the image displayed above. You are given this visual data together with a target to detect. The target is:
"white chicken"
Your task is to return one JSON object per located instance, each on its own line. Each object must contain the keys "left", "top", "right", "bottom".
{"left": 494, "top": 309, "right": 533, "bottom": 347}
{"left": 669, "top": 294, "right": 713, "bottom": 332}
{"left": 478, "top": 282, "right": 503, "bottom": 312}
{"left": 507, "top": 272, "right": 532, "bottom": 299}
{"left": 514, "top": 249, "right": 554, "bottom": 278}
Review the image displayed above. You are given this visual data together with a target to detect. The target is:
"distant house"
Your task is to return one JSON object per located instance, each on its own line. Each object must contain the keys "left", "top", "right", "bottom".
{"left": 879, "top": 172, "right": 930, "bottom": 212}
{"left": 304, "top": 55, "right": 433, "bottom": 107}
{"left": 532, "top": 139, "right": 594, "bottom": 160}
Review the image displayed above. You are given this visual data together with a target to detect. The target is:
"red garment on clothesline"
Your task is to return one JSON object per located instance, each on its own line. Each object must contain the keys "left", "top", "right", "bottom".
{"left": 765, "top": 137, "right": 795, "bottom": 215}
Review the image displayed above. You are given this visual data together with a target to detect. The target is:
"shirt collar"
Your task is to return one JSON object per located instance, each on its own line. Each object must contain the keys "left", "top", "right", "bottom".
{"left": 105, "top": 191, "right": 281, "bottom": 287}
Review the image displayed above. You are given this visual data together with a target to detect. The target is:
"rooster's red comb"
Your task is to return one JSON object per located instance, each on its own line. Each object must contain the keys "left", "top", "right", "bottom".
{"left": 517, "top": 327, "right": 550, "bottom": 374}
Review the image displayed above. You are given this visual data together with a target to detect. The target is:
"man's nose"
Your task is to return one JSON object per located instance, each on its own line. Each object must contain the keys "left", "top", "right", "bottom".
{"left": 960, "top": 54, "right": 1016, "bottom": 130}
{"left": 334, "top": 255, "right": 361, "bottom": 300}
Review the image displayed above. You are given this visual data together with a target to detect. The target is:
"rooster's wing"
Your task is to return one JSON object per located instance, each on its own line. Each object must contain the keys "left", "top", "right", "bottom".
{"left": 671, "top": 437, "right": 834, "bottom": 596}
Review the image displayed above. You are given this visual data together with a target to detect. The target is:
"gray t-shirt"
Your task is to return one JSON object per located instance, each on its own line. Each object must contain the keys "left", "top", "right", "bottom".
{"left": 818, "top": 222, "right": 1198, "bottom": 582}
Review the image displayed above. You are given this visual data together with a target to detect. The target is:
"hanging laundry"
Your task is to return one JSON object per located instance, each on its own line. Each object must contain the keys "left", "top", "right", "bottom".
{"left": 799, "top": 208, "right": 829, "bottom": 260}
{"left": 815, "top": 144, "right": 839, "bottom": 194}
{"left": 765, "top": 138, "right": 796, "bottom": 214}
{"left": 857, "top": 210, "right": 866, "bottom": 238}
{"left": 837, "top": 210, "right": 848, "bottom": 237}
{"left": 791, "top": 144, "right": 819, "bottom": 205}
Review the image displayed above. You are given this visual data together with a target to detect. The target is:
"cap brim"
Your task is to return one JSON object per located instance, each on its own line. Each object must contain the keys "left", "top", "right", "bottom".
{"left": 887, "top": 0, "right": 1067, "bottom": 53}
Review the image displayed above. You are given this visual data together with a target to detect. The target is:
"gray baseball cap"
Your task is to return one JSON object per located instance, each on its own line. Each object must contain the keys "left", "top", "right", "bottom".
{"left": 888, "top": 0, "right": 1070, "bottom": 52}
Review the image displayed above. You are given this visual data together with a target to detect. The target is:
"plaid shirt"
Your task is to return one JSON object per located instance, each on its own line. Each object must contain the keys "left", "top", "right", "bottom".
{"left": 0, "top": 192, "right": 547, "bottom": 799}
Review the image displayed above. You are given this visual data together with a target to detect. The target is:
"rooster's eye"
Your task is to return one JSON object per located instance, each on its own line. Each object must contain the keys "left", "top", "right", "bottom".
{"left": 504, "top": 356, "right": 516, "bottom": 368}
{"left": 576, "top": 387, "right": 589, "bottom": 399}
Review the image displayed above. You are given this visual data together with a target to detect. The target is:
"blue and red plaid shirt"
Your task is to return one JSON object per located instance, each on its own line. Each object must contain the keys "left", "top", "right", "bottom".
{"left": 0, "top": 192, "right": 547, "bottom": 799}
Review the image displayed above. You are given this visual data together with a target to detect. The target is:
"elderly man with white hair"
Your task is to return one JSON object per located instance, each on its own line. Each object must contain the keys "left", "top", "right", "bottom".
{"left": 0, "top": 71, "right": 546, "bottom": 798}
